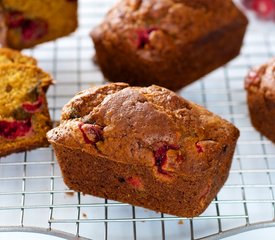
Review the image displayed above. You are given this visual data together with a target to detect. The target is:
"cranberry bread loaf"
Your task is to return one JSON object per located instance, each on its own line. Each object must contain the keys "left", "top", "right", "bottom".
{"left": 91, "top": 0, "right": 248, "bottom": 91}
{"left": 0, "top": 0, "right": 78, "bottom": 49}
{"left": 47, "top": 83, "right": 239, "bottom": 217}
{"left": 0, "top": 47, "right": 37, "bottom": 65}
{"left": 0, "top": 64, "right": 53, "bottom": 157}
{"left": 245, "top": 58, "right": 275, "bottom": 143}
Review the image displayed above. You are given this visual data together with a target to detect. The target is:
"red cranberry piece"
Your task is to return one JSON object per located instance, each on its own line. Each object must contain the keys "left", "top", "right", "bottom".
{"left": 195, "top": 142, "right": 204, "bottom": 153}
{"left": 79, "top": 122, "right": 104, "bottom": 144}
{"left": 126, "top": 176, "right": 144, "bottom": 190}
{"left": 252, "top": 0, "right": 275, "bottom": 19}
{"left": 245, "top": 72, "right": 257, "bottom": 88}
{"left": 137, "top": 27, "right": 157, "bottom": 49}
{"left": 6, "top": 11, "right": 25, "bottom": 28}
{"left": 22, "top": 96, "right": 43, "bottom": 113}
{"left": 245, "top": 65, "right": 266, "bottom": 88}
{"left": 241, "top": 0, "right": 254, "bottom": 9}
{"left": 0, "top": 118, "right": 32, "bottom": 139}
{"left": 154, "top": 144, "right": 179, "bottom": 175}
{"left": 22, "top": 19, "right": 48, "bottom": 42}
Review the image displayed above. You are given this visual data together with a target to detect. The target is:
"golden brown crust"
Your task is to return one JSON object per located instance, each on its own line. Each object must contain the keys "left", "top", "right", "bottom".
{"left": 91, "top": 0, "right": 248, "bottom": 90}
{"left": 0, "top": 47, "right": 37, "bottom": 65}
{"left": 51, "top": 83, "right": 239, "bottom": 172}
{"left": 92, "top": 0, "right": 245, "bottom": 55}
{"left": 0, "top": 64, "right": 53, "bottom": 157}
{"left": 245, "top": 58, "right": 275, "bottom": 143}
{"left": 47, "top": 83, "right": 239, "bottom": 217}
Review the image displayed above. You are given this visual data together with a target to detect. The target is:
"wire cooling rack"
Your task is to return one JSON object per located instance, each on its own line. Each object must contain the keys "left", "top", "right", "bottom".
{"left": 1, "top": 1, "right": 275, "bottom": 239}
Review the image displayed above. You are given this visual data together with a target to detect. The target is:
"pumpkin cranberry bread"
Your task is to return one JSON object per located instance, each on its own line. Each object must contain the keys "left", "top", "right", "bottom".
{"left": 245, "top": 58, "right": 275, "bottom": 143}
{"left": 47, "top": 83, "right": 239, "bottom": 217}
{"left": 0, "top": 47, "right": 37, "bottom": 65}
{"left": 0, "top": 64, "right": 53, "bottom": 157}
{"left": 0, "top": 0, "right": 78, "bottom": 49}
{"left": 91, "top": 0, "right": 248, "bottom": 91}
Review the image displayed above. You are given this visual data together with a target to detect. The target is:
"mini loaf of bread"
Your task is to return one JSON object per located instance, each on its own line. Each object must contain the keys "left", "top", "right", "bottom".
{"left": 47, "top": 83, "right": 239, "bottom": 217}
{"left": 91, "top": 0, "right": 248, "bottom": 91}
{"left": 0, "top": 64, "right": 53, "bottom": 157}
{"left": 0, "top": 0, "right": 78, "bottom": 49}
{"left": 245, "top": 58, "right": 275, "bottom": 143}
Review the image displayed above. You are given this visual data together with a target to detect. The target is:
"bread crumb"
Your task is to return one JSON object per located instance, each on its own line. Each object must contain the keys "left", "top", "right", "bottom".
{"left": 82, "top": 213, "right": 88, "bottom": 218}
{"left": 178, "top": 220, "right": 184, "bottom": 225}
{"left": 65, "top": 191, "right": 75, "bottom": 197}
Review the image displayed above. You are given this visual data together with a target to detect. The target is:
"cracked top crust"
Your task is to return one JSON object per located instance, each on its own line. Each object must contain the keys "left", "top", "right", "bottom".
{"left": 245, "top": 58, "right": 275, "bottom": 100}
{"left": 47, "top": 83, "right": 239, "bottom": 176}
{"left": 91, "top": 0, "right": 247, "bottom": 60}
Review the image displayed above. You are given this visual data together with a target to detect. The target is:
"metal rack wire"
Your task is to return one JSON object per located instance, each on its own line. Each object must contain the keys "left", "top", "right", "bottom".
{"left": 0, "top": 0, "right": 275, "bottom": 239}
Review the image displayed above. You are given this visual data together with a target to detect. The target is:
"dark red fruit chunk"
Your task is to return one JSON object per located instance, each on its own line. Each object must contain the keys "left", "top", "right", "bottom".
{"left": 79, "top": 122, "right": 104, "bottom": 144}
{"left": 79, "top": 123, "right": 92, "bottom": 144}
{"left": 241, "top": 0, "right": 254, "bottom": 9}
{"left": 22, "top": 96, "right": 43, "bottom": 113}
{"left": 5, "top": 10, "right": 48, "bottom": 42}
{"left": 246, "top": 70, "right": 259, "bottom": 83}
{"left": 154, "top": 144, "right": 179, "bottom": 175}
{"left": 196, "top": 142, "right": 204, "bottom": 153}
{"left": 6, "top": 11, "right": 25, "bottom": 28}
{"left": 137, "top": 27, "right": 157, "bottom": 49}
{"left": 0, "top": 118, "right": 32, "bottom": 139}
{"left": 22, "top": 19, "right": 48, "bottom": 42}
{"left": 252, "top": 0, "right": 275, "bottom": 19}
{"left": 245, "top": 66, "right": 265, "bottom": 88}
{"left": 126, "top": 176, "right": 144, "bottom": 190}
